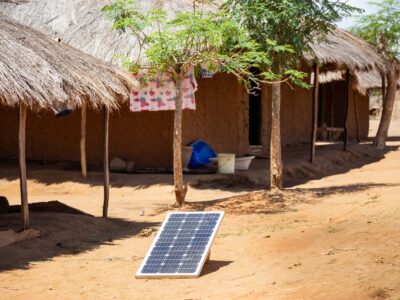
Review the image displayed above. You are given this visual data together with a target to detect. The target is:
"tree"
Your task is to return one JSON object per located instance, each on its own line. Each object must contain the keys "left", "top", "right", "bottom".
{"left": 351, "top": 0, "right": 400, "bottom": 149}
{"left": 103, "top": 0, "right": 298, "bottom": 206}
{"left": 222, "top": 0, "right": 359, "bottom": 189}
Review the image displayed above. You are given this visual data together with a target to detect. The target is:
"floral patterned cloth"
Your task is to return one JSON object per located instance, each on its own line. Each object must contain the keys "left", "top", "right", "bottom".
{"left": 130, "top": 68, "right": 198, "bottom": 112}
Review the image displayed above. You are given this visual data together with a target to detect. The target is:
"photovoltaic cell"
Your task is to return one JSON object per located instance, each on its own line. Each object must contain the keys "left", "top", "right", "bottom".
{"left": 136, "top": 211, "right": 224, "bottom": 278}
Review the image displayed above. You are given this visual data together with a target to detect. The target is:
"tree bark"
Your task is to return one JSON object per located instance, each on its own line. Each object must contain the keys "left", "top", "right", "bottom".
{"left": 19, "top": 102, "right": 29, "bottom": 230}
{"left": 103, "top": 107, "right": 110, "bottom": 217}
{"left": 270, "top": 82, "right": 283, "bottom": 190}
{"left": 310, "top": 64, "right": 320, "bottom": 163}
{"left": 374, "top": 62, "right": 399, "bottom": 149}
{"left": 173, "top": 76, "right": 187, "bottom": 206}
{"left": 80, "top": 101, "right": 87, "bottom": 178}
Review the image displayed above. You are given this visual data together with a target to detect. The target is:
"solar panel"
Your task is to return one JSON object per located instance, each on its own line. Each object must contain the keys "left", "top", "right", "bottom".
{"left": 136, "top": 211, "right": 224, "bottom": 278}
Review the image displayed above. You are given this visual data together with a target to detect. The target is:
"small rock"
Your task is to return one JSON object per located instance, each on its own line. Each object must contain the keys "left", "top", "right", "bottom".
{"left": 293, "top": 262, "right": 302, "bottom": 267}
{"left": 138, "top": 227, "right": 154, "bottom": 237}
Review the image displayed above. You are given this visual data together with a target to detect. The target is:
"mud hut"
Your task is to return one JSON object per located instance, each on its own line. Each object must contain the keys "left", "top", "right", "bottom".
{"left": 0, "top": 0, "right": 388, "bottom": 169}
{"left": 0, "top": 15, "right": 136, "bottom": 228}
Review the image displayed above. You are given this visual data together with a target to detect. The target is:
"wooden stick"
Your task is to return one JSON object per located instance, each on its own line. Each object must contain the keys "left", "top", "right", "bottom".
{"left": 343, "top": 70, "right": 350, "bottom": 151}
{"left": 353, "top": 91, "right": 361, "bottom": 143}
{"left": 80, "top": 101, "right": 87, "bottom": 178}
{"left": 310, "top": 64, "right": 320, "bottom": 163}
{"left": 19, "top": 102, "right": 29, "bottom": 230}
{"left": 103, "top": 106, "right": 110, "bottom": 218}
{"left": 381, "top": 74, "right": 386, "bottom": 106}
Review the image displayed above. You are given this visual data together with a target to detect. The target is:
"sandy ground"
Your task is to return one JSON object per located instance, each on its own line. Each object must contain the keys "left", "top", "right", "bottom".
{"left": 0, "top": 120, "right": 400, "bottom": 299}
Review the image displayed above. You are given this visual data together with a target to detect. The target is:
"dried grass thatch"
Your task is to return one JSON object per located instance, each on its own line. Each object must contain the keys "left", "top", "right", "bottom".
{"left": 319, "top": 70, "right": 345, "bottom": 84}
{"left": 0, "top": 15, "right": 136, "bottom": 110}
{"left": 0, "top": 0, "right": 197, "bottom": 65}
{"left": 307, "top": 29, "right": 388, "bottom": 73}
{"left": 354, "top": 70, "right": 400, "bottom": 95}
{"left": 0, "top": 0, "right": 387, "bottom": 76}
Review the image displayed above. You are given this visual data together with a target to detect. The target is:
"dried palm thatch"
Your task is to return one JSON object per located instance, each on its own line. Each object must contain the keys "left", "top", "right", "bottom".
{"left": 307, "top": 28, "right": 388, "bottom": 73}
{"left": 0, "top": 15, "right": 136, "bottom": 111}
{"left": 0, "top": 0, "right": 387, "bottom": 78}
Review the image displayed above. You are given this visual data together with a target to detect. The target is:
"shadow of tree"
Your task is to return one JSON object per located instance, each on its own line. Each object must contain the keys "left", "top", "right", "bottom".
{"left": 0, "top": 201, "right": 159, "bottom": 272}
{"left": 153, "top": 183, "right": 399, "bottom": 216}
{"left": 0, "top": 142, "right": 399, "bottom": 193}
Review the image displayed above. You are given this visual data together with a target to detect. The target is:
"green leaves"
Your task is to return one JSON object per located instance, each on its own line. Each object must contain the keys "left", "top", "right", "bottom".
{"left": 222, "top": 0, "right": 360, "bottom": 84}
{"left": 103, "top": 0, "right": 324, "bottom": 90}
{"left": 350, "top": 0, "right": 400, "bottom": 61}
{"left": 104, "top": 0, "right": 287, "bottom": 91}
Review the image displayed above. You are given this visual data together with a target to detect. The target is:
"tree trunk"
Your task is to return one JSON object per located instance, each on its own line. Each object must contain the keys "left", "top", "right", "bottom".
{"left": 374, "top": 62, "right": 399, "bottom": 149}
{"left": 270, "top": 82, "right": 283, "bottom": 190}
{"left": 19, "top": 102, "right": 29, "bottom": 230}
{"left": 173, "top": 77, "right": 187, "bottom": 206}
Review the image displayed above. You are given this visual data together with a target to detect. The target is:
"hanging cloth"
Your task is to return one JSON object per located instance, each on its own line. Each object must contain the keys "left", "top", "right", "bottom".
{"left": 130, "top": 68, "right": 197, "bottom": 112}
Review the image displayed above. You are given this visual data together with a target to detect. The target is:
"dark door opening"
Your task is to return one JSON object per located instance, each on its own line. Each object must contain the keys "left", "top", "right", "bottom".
{"left": 249, "top": 87, "right": 262, "bottom": 145}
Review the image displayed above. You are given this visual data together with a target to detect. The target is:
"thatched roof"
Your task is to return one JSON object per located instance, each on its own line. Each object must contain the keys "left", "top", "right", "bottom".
{"left": 307, "top": 28, "right": 388, "bottom": 73}
{"left": 354, "top": 70, "right": 400, "bottom": 94}
{"left": 0, "top": 15, "right": 136, "bottom": 110}
{"left": 0, "top": 0, "right": 195, "bottom": 65}
{"left": 319, "top": 70, "right": 345, "bottom": 84}
{"left": 0, "top": 0, "right": 388, "bottom": 76}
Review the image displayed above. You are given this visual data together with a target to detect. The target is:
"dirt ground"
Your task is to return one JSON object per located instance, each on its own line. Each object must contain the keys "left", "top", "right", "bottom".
{"left": 0, "top": 120, "right": 400, "bottom": 299}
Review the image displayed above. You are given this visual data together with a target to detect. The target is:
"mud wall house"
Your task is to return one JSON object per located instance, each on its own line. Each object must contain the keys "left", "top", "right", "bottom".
{"left": 0, "top": 15, "right": 135, "bottom": 227}
{"left": 0, "top": 0, "right": 388, "bottom": 169}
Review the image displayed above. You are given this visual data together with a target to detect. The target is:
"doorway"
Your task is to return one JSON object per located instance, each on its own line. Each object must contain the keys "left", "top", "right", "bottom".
{"left": 249, "top": 88, "right": 262, "bottom": 145}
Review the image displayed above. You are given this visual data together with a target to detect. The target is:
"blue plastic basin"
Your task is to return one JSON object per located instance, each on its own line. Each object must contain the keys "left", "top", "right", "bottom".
{"left": 189, "top": 140, "right": 216, "bottom": 169}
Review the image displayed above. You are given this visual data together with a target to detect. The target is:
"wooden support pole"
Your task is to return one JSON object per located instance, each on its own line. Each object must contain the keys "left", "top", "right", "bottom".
{"left": 381, "top": 74, "right": 386, "bottom": 106}
{"left": 354, "top": 91, "right": 361, "bottom": 143}
{"left": 102, "top": 106, "right": 110, "bottom": 218}
{"left": 80, "top": 101, "right": 87, "bottom": 178}
{"left": 19, "top": 102, "right": 29, "bottom": 230}
{"left": 343, "top": 70, "right": 350, "bottom": 151}
{"left": 310, "top": 64, "right": 320, "bottom": 163}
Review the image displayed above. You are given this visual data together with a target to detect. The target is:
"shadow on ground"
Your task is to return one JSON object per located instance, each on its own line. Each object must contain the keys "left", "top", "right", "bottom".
{"left": 0, "top": 141, "right": 399, "bottom": 193}
{"left": 0, "top": 201, "right": 159, "bottom": 272}
{"left": 153, "top": 183, "right": 399, "bottom": 215}
{"left": 201, "top": 260, "right": 233, "bottom": 276}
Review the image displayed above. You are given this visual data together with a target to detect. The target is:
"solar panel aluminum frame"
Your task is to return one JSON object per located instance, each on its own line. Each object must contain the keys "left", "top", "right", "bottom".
{"left": 136, "top": 211, "right": 224, "bottom": 279}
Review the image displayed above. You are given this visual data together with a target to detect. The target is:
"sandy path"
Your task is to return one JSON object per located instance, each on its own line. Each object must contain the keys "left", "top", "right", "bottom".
{"left": 0, "top": 121, "right": 399, "bottom": 299}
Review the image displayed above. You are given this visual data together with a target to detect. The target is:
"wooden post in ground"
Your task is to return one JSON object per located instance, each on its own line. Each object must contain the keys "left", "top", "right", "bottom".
{"left": 381, "top": 74, "right": 386, "bottom": 107}
{"left": 343, "top": 70, "right": 350, "bottom": 151}
{"left": 103, "top": 106, "right": 110, "bottom": 218}
{"left": 80, "top": 101, "right": 87, "bottom": 178}
{"left": 19, "top": 102, "right": 29, "bottom": 230}
{"left": 310, "top": 64, "right": 320, "bottom": 163}
{"left": 353, "top": 91, "right": 361, "bottom": 143}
